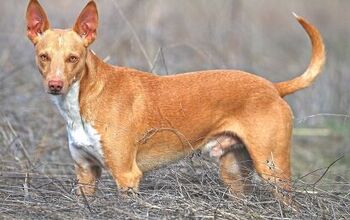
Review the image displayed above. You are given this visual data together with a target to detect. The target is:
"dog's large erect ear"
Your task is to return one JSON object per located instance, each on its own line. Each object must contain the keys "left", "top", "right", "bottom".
{"left": 26, "top": 0, "right": 50, "bottom": 44}
{"left": 73, "top": 1, "right": 98, "bottom": 47}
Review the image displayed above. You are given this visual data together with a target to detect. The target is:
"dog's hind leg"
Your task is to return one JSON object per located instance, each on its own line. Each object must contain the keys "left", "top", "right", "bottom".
{"left": 241, "top": 100, "right": 293, "bottom": 203}
{"left": 219, "top": 145, "right": 255, "bottom": 195}
{"left": 205, "top": 135, "right": 255, "bottom": 195}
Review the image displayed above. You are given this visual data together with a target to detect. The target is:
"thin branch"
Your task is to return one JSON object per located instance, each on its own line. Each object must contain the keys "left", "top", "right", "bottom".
{"left": 112, "top": 0, "right": 153, "bottom": 70}
{"left": 312, "top": 154, "right": 345, "bottom": 186}
{"left": 297, "top": 113, "right": 350, "bottom": 124}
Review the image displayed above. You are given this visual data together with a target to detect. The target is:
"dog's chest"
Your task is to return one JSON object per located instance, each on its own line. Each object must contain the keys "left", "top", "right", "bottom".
{"left": 50, "top": 82, "right": 105, "bottom": 167}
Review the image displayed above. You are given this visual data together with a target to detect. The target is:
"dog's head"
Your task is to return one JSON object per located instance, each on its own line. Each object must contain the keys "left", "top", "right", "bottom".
{"left": 26, "top": 0, "right": 98, "bottom": 95}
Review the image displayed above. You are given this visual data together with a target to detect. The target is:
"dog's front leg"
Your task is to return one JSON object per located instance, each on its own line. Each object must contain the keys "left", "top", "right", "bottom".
{"left": 75, "top": 163, "right": 102, "bottom": 196}
{"left": 103, "top": 137, "right": 143, "bottom": 194}
{"left": 69, "top": 143, "right": 102, "bottom": 196}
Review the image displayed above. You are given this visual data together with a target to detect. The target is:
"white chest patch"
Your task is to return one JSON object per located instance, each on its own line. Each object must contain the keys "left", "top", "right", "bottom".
{"left": 50, "top": 82, "right": 105, "bottom": 168}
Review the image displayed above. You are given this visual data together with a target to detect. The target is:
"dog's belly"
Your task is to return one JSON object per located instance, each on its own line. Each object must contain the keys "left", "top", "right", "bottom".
{"left": 136, "top": 143, "right": 193, "bottom": 171}
{"left": 136, "top": 130, "right": 203, "bottom": 171}
{"left": 136, "top": 130, "right": 222, "bottom": 171}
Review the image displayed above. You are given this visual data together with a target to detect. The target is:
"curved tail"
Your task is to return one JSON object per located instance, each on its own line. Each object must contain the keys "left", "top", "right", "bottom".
{"left": 275, "top": 13, "right": 326, "bottom": 97}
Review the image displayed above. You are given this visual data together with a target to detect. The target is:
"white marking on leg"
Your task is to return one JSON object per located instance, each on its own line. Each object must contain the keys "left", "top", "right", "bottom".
{"left": 202, "top": 140, "right": 218, "bottom": 153}
{"left": 229, "top": 163, "right": 241, "bottom": 174}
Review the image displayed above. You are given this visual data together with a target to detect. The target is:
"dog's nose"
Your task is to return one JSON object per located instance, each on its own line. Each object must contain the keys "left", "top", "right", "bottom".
{"left": 48, "top": 80, "right": 64, "bottom": 93}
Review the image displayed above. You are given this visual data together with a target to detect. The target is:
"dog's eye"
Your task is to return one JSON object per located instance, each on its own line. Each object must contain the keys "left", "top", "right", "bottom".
{"left": 39, "top": 54, "right": 50, "bottom": 62}
{"left": 68, "top": 56, "right": 79, "bottom": 63}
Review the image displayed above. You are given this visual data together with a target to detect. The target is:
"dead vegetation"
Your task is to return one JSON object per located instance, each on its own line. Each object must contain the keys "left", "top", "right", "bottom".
{"left": 0, "top": 152, "right": 349, "bottom": 219}
{"left": 0, "top": 115, "right": 349, "bottom": 219}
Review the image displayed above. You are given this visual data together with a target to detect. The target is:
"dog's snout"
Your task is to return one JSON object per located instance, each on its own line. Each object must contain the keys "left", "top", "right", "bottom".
{"left": 48, "top": 80, "right": 64, "bottom": 94}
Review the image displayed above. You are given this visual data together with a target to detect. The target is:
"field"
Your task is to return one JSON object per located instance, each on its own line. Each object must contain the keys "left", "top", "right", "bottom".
{"left": 0, "top": 0, "right": 349, "bottom": 219}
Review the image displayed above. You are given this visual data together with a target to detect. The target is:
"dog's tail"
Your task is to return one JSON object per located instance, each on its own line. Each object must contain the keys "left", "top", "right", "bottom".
{"left": 274, "top": 13, "right": 325, "bottom": 97}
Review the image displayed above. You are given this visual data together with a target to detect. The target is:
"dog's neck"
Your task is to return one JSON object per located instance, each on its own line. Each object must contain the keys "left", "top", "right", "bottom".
{"left": 82, "top": 49, "right": 105, "bottom": 79}
{"left": 50, "top": 81, "right": 82, "bottom": 130}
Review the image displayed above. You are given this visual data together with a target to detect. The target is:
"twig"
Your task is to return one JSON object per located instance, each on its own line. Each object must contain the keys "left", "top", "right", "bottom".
{"left": 23, "top": 172, "right": 30, "bottom": 200}
{"left": 79, "top": 186, "right": 93, "bottom": 213}
{"left": 312, "top": 154, "right": 345, "bottom": 186}
{"left": 137, "top": 127, "right": 194, "bottom": 151}
{"left": 112, "top": 0, "right": 153, "bottom": 70}
{"left": 5, "top": 118, "right": 34, "bottom": 168}
{"left": 150, "top": 47, "right": 169, "bottom": 75}
{"left": 297, "top": 113, "right": 350, "bottom": 124}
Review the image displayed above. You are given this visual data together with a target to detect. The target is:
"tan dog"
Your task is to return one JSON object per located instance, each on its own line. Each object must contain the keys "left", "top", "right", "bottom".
{"left": 26, "top": 0, "right": 325, "bottom": 201}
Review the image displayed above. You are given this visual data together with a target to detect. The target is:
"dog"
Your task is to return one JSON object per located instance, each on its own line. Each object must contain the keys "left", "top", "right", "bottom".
{"left": 26, "top": 0, "right": 325, "bottom": 201}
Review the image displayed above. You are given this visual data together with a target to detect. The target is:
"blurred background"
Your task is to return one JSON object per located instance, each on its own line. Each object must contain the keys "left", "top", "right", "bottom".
{"left": 0, "top": 0, "right": 349, "bottom": 191}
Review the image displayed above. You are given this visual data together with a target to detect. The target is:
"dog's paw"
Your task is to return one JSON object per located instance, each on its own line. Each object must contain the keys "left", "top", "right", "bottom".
{"left": 75, "top": 184, "right": 96, "bottom": 196}
{"left": 119, "top": 187, "right": 139, "bottom": 199}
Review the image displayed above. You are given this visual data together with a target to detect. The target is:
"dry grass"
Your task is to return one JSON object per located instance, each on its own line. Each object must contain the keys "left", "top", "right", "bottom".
{"left": 0, "top": 156, "right": 349, "bottom": 219}
{"left": 1, "top": 115, "right": 349, "bottom": 219}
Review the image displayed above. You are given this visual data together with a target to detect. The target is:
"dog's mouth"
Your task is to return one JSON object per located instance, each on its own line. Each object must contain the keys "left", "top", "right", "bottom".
{"left": 47, "top": 90, "right": 63, "bottom": 96}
